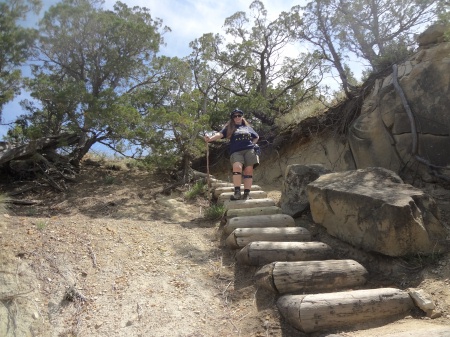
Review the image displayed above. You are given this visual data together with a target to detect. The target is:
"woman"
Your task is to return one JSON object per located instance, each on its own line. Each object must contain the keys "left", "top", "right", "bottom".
{"left": 204, "top": 109, "right": 259, "bottom": 200}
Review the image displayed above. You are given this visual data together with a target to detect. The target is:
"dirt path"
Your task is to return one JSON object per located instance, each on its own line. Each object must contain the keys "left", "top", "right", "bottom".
{"left": 0, "top": 165, "right": 297, "bottom": 337}
{"left": 1, "top": 163, "right": 450, "bottom": 337}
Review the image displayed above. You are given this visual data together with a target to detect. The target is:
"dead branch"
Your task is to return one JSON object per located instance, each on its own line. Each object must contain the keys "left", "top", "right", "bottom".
{"left": 0, "top": 288, "right": 34, "bottom": 302}
{"left": 3, "top": 199, "right": 39, "bottom": 205}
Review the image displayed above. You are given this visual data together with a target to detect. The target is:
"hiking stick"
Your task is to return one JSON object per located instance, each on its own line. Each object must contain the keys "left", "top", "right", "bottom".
{"left": 206, "top": 140, "right": 211, "bottom": 205}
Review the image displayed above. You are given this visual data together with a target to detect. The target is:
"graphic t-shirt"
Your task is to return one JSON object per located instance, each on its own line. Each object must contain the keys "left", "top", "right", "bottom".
{"left": 221, "top": 124, "right": 259, "bottom": 155}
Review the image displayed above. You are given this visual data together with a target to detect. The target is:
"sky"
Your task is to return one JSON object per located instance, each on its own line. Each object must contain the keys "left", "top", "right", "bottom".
{"left": 0, "top": 0, "right": 305, "bottom": 143}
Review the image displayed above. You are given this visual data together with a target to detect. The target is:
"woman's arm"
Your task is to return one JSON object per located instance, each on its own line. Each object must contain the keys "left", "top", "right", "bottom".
{"left": 204, "top": 132, "right": 224, "bottom": 143}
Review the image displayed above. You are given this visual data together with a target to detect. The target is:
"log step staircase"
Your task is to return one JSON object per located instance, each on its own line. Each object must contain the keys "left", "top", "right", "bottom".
{"left": 209, "top": 179, "right": 424, "bottom": 335}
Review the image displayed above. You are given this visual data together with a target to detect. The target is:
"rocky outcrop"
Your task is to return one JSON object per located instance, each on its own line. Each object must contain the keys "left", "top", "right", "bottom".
{"left": 307, "top": 167, "right": 450, "bottom": 257}
{"left": 279, "top": 164, "right": 331, "bottom": 217}
{"left": 349, "top": 24, "right": 450, "bottom": 182}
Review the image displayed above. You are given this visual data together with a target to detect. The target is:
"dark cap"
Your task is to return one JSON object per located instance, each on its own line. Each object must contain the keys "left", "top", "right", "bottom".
{"left": 230, "top": 108, "right": 244, "bottom": 118}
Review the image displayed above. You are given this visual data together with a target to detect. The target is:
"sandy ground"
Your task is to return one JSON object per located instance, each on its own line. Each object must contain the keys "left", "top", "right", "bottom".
{"left": 1, "top": 162, "right": 450, "bottom": 337}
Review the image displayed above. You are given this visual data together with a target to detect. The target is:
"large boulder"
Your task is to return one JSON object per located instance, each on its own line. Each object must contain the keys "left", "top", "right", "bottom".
{"left": 348, "top": 26, "right": 450, "bottom": 181}
{"left": 280, "top": 164, "right": 331, "bottom": 217}
{"left": 307, "top": 167, "right": 450, "bottom": 257}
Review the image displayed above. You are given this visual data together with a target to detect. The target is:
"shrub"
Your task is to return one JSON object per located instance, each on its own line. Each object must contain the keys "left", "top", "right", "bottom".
{"left": 184, "top": 181, "right": 206, "bottom": 200}
{"left": 203, "top": 204, "right": 225, "bottom": 220}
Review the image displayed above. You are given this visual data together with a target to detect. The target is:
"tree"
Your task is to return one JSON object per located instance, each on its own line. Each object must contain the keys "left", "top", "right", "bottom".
{"left": 0, "top": 0, "right": 41, "bottom": 120}
{"left": 299, "top": 0, "right": 357, "bottom": 98}
{"left": 190, "top": 0, "right": 324, "bottom": 126}
{"left": 336, "top": 0, "right": 439, "bottom": 71}
{"left": 21, "top": 0, "right": 168, "bottom": 165}
{"left": 140, "top": 57, "right": 210, "bottom": 180}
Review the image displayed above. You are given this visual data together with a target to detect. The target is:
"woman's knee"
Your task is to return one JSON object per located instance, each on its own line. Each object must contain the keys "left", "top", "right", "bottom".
{"left": 232, "top": 162, "right": 243, "bottom": 171}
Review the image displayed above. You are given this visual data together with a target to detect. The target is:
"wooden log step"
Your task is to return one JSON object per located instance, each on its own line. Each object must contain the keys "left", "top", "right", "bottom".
{"left": 210, "top": 182, "right": 234, "bottom": 188}
{"left": 217, "top": 190, "right": 267, "bottom": 205}
{"left": 213, "top": 185, "right": 262, "bottom": 198}
{"left": 223, "top": 214, "right": 295, "bottom": 236}
{"left": 277, "top": 288, "right": 414, "bottom": 333}
{"left": 255, "top": 259, "right": 367, "bottom": 294}
{"left": 225, "top": 227, "right": 311, "bottom": 249}
{"left": 224, "top": 198, "right": 275, "bottom": 210}
{"left": 236, "top": 241, "right": 333, "bottom": 265}
{"left": 225, "top": 206, "right": 282, "bottom": 221}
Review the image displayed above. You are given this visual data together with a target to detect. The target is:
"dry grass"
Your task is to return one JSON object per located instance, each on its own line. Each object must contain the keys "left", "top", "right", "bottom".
{"left": 275, "top": 99, "right": 327, "bottom": 130}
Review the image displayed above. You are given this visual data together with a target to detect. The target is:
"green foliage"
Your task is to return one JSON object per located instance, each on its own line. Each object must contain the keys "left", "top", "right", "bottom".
{"left": 184, "top": 181, "right": 206, "bottom": 200}
{"left": 372, "top": 40, "right": 414, "bottom": 72}
{"left": 19, "top": 0, "right": 167, "bottom": 163}
{"left": 0, "top": 0, "right": 40, "bottom": 118}
{"left": 36, "top": 220, "right": 47, "bottom": 231}
{"left": 103, "top": 175, "right": 115, "bottom": 185}
{"left": 203, "top": 204, "right": 226, "bottom": 221}
{"left": 189, "top": 0, "right": 323, "bottom": 126}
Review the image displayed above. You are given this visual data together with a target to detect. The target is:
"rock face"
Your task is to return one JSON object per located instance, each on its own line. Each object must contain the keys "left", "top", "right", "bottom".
{"left": 307, "top": 167, "right": 450, "bottom": 257}
{"left": 280, "top": 164, "right": 331, "bottom": 217}
{"left": 348, "top": 25, "right": 450, "bottom": 181}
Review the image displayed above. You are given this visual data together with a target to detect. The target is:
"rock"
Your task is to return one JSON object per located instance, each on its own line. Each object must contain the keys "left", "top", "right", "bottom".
{"left": 409, "top": 288, "right": 435, "bottom": 311}
{"left": 417, "top": 23, "right": 449, "bottom": 47}
{"left": 307, "top": 167, "right": 450, "bottom": 257}
{"left": 349, "top": 40, "right": 450, "bottom": 182}
{"left": 280, "top": 164, "right": 331, "bottom": 217}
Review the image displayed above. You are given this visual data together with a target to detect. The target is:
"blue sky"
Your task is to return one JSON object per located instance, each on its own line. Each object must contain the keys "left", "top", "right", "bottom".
{"left": 0, "top": 0, "right": 305, "bottom": 142}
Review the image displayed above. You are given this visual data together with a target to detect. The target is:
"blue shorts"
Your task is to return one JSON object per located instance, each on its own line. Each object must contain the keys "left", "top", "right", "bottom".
{"left": 230, "top": 149, "right": 259, "bottom": 168}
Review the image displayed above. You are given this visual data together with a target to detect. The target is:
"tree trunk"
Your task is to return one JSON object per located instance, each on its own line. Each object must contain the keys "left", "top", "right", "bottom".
{"left": 223, "top": 213, "right": 295, "bottom": 236}
{"left": 70, "top": 132, "right": 97, "bottom": 167}
{"left": 277, "top": 288, "right": 414, "bottom": 333}
{"left": 236, "top": 241, "right": 333, "bottom": 265}
{"left": 225, "top": 206, "right": 282, "bottom": 221}
{"left": 225, "top": 227, "right": 311, "bottom": 249}
{"left": 217, "top": 191, "right": 267, "bottom": 205}
{"left": 255, "top": 259, "right": 367, "bottom": 294}
{"left": 224, "top": 198, "right": 275, "bottom": 210}
{"left": 214, "top": 185, "right": 262, "bottom": 198}
{"left": 0, "top": 133, "right": 80, "bottom": 166}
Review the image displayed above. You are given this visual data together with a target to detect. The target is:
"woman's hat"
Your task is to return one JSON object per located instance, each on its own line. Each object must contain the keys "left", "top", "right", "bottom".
{"left": 230, "top": 108, "right": 244, "bottom": 118}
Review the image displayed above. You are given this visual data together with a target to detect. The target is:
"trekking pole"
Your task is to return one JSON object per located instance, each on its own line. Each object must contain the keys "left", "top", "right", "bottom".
{"left": 206, "top": 139, "right": 211, "bottom": 205}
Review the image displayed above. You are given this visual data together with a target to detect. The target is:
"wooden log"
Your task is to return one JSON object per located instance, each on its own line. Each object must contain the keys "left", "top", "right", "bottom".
{"left": 223, "top": 214, "right": 295, "bottom": 236}
{"left": 225, "top": 227, "right": 311, "bottom": 249}
{"left": 255, "top": 260, "right": 367, "bottom": 294}
{"left": 225, "top": 206, "right": 282, "bottom": 220}
{"left": 217, "top": 190, "right": 267, "bottom": 205}
{"left": 213, "top": 185, "right": 262, "bottom": 198}
{"left": 211, "top": 182, "right": 234, "bottom": 188}
{"left": 224, "top": 198, "right": 275, "bottom": 210}
{"left": 277, "top": 288, "right": 415, "bottom": 333}
{"left": 236, "top": 241, "right": 333, "bottom": 265}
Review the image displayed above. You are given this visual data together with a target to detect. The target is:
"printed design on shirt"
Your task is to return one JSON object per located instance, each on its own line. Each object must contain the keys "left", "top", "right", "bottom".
{"left": 232, "top": 126, "right": 252, "bottom": 142}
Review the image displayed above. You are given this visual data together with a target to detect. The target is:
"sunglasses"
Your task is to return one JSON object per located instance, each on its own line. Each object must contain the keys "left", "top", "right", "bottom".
{"left": 232, "top": 114, "right": 243, "bottom": 118}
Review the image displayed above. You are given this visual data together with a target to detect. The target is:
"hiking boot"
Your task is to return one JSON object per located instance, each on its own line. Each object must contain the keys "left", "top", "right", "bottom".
{"left": 230, "top": 191, "right": 241, "bottom": 200}
{"left": 242, "top": 192, "right": 252, "bottom": 200}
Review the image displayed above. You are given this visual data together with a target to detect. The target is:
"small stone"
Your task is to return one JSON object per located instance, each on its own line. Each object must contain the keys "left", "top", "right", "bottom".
{"left": 32, "top": 312, "right": 39, "bottom": 320}
{"left": 95, "top": 322, "right": 103, "bottom": 329}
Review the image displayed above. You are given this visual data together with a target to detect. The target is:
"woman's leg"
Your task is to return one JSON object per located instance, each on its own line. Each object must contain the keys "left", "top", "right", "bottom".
{"left": 243, "top": 165, "right": 253, "bottom": 190}
{"left": 230, "top": 162, "right": 243, "bottom": 200}
{"left": 242, "top": 165, "right": 254, "bottom": 200}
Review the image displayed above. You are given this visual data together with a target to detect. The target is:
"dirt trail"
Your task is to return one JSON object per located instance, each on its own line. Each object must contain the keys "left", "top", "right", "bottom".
{"left": 1, "top": 163, "right": 450, "bottom": 337}
{"left": 0, "top": 165, "right": 297, "bottom": 337}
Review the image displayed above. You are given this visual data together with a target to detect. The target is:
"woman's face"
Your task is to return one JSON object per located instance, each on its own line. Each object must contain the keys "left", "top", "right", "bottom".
{"left": 232, "top": 113, "right": 243, "bottom": 125}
